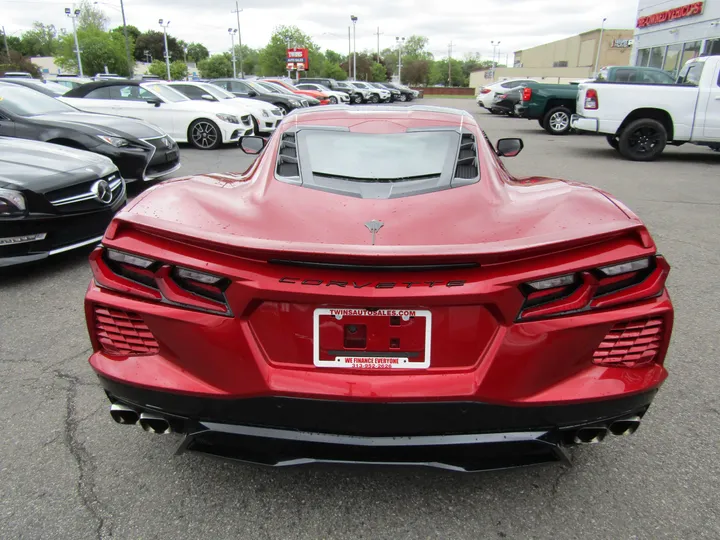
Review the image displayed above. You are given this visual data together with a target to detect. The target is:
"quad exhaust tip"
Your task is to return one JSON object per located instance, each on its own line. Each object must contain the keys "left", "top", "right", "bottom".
{"left": 573, "top": 427, "right": 608, "bottom": 444}
{"left": 110, "top": 403, "right": 139, "bottom": 425}
{"left": 139, "top": 412, "right": 172, "bottom": 434}
{"left": 609, "top": 416, "right": 641, "bottom": 437}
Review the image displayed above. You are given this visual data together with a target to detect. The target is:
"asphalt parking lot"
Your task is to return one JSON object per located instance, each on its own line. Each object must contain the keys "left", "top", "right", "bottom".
{"left": 1, "top": 98, "right": 719, "bottom": 540}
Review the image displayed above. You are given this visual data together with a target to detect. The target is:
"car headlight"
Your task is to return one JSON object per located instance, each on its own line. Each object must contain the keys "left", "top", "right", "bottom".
{"left": 0, "top": 187, "right": 26, "bottom": 216}
{"left": 216, "top": 113, "right": 239, "bottom": 124}
{"left": 261, "top": 110, "right": 270, "bottom": 117}
{"left": 97, "top": 135, "right": 129, "bottom": 147}
{"left": 289, "top": 100, "right": 301, "bottom": 108}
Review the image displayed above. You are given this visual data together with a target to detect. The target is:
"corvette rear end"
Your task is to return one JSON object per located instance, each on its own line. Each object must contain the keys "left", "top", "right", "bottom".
{"left": 84, "top": 106, "right": 673, "bottom": 472}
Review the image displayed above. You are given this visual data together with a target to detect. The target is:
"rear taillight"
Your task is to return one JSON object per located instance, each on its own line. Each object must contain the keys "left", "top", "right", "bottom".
{"left": 480, "top": 88, "right": 491, "bottom": 94}
{"left": 90, "top": 247, "right": 231, "bottom": 315}
{"left": 498, "top": 94, "right": 508, "bottom": 99}
{"left": 518, "top": 256, "right": 669, "bottom": 321}
{"left": 522, "top": 87, "right": 532, "bottom": 102}
{"left": 593, "top": 318, "right": 665, "bottom": 368}
{"left": 585, "top": 88, "right": 598, "bottom": 110}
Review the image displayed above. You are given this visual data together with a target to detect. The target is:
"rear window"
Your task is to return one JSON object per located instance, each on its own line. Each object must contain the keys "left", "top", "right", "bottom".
{"left": 677, "top": 61, "right": 704, "bottom": 86}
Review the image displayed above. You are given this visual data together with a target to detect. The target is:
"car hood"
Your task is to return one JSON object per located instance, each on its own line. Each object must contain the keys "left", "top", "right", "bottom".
{"left": 116, "top": 165, "right": 640, "bottom": 261}
{"left": 30, "top": 111, "right": 164, "bottom": 139}
{"left": 0, "top": 137, "right": 116, "bottom": 191}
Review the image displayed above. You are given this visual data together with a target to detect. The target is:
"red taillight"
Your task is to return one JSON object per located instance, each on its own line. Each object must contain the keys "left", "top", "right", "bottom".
{"left": 94, "top": 305, "right": 160, "bottom": 356}
{"left": 585, "top": 88, "right": 598, "bottom": 110}
{"left": 90, "top": 247, "right": 231, "bottom": 316}
{"left": 498, "top": 94, "right": 508, "bottom": 99}
{"left": 518, "top": 256, "right": 669, "bottom": 321}
{"left": 480, "top": 88, "right": 491, "bottom": 94}
{"left": 522, "top": 87, "right": 532, "bottom": 102}
{"left": 593, "top": 318, "right": 665, "bottom": 368}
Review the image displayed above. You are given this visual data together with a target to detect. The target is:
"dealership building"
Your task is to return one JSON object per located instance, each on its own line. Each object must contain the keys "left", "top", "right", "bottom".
{"left": 631, "top": 1, "right": 720, "bottom": 74}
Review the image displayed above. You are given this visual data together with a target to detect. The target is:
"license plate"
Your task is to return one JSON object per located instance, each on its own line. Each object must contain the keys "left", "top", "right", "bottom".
{"left": 166, "top": 150, "right": 178, "bottom": 162}
{"left": 313, "top": 308, "right": 431, "bottom": 370}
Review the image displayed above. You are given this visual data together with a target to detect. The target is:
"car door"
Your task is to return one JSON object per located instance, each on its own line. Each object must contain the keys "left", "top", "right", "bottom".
{"left": 67, "top": 86, "right": 118, "bottom": 114}
{"left": 703, "top": 62, "right": 720, "bottom": 139}
{"left": 109, "top": 85, "right": 174, "bottom": 135}
{"left": 229, "top": 80, "right": 253, "bottom": 98}
{"left": 0, "top": 107, "right": 15, "bottom": 136}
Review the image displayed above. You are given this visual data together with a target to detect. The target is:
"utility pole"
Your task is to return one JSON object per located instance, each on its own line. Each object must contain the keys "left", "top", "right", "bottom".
{"left": 491, "top": 40, "right": 501, "bottom": 80}
{"left": 350, "top": 15, "right": 358, "bottom": 80}
{"left": 232, "top": 2, "right": 243, "bottom": 77}
{"left": 593, "top": 17, "right": 607, "bottom": 77}
{"left": 396, "top": 36, "right": 405, "bottom": 83}
{"left": 228, "top": 28, "right": 237, "bottom": 78}
{"left": 119, "top": 0, "right": 132, "bottom": 76}
{"left": 448, "top": 41, "right": 453, "bottom": 86}
{"left": 347, "top": 26, "right": 351, "bottom": 77}
{"left": 286, "top": 37, "right": 291, "bottom": 79}
{"left": 158, "top": 19, "right": 171, "bottom": 80}
{"left": 65, "top": 7, "right": 83, "bottom": 77}
{"left": 1, "top": 26, "right": 9, "bottom": 60}
{"left": 375, "top": 27, "right": 382, "bottom": 63}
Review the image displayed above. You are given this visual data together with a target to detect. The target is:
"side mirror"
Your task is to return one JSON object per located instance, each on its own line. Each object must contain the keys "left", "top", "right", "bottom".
{"left": 496, "top": 138, "right": 523, "bottom": 157}
{"left": 146, "top": 98, "right": 162, "bottom": 107}
{"left": 201, "top": 94, "right": 215, "bottom": 101}
{"left": 247, "top": 90, "right": 258, "bottom": 97}
{"left": 240, "top": 135, "right": 267, "bottom": 155}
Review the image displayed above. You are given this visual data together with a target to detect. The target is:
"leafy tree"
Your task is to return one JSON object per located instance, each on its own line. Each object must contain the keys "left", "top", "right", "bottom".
{"left": 146, "top": 59, "right": 168, "bottom": 78}
{"left": 111, "top": 24, "right": 141, "bottom": 45}
{"left": 3, "top": 35, "right": 22, "bottom": 57}
{"left": 401, "top": 60, "right": 430, "bottom": 86}
{"left": 147, "top": 59, "right": 187, "bottom": 80}
{"left": 429, "top": 58, "right": 465, "bottom": 86}
{"left": 197, "top": 54, "right": 233, "bottom": 78}
{"left": 186, "top": 42, "right": 209, "bottom": 63}
{"left": 77, "top": 0, "right": 110, "bottom": 31}
{"left": 56, "top": 27, "right": 129, "bottom": 76}
{"left": 17, "top": 23, "right": 60, "bottom": 57}
{"left": 232, "top": 44, "right": 259, "bottom": 75}
{"left": 258, "top": 25, "right": 322, "bottom": 76}
{"left": 370, "top": 62, "right": 387, "bottom": 82}
{"left": 340, "top": 52, "right": 375, "bottom": 81}
{"left": 134, "top": 30, "right": 183, "bottom": 63}
{"left": 324, "top": 50, "right": 344, "bottom": 65}
{"left": 0, "top": 51, "right": 41, "bottom": 77}
{"left": 322, "top": 62, "right": 347, "bottom": 80}
{"left": 402, "top": 35, "right": 434, "bottom": 61}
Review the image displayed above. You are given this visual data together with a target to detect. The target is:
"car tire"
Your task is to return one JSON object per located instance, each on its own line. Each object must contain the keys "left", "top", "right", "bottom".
{"left": 251, "top": 116, "right": 261, "bottom": 136}
{"left": 542, "top": 106, "right": 572, "bottom": 135}
{"left": 188, "top": 119, "right": 222, "bottom": 150}
{"left": 329, "top": 96, "right": 338, "bottom": 104}
{"left": 276, "top": 103, "right": 291, "bottom": 114}
{"left": 606, "top": 135, "right": 620, "bottom": 151}
{"left": 708, "top": 143, "right": 720, "bottom": 152}
{"left": 490, "top": 108, "right": 500, "bottom": 115}
{"left": 399, "top": 94, "right": 407, "bottom": 102}
{"left": 352, "top": 94, "right": 363, "bottom": 104}
{"left": 617, "top": 118, "right": 668, "bottom": 162}
{"left": 370, "top": 94, "right": 379, "bottom": 104}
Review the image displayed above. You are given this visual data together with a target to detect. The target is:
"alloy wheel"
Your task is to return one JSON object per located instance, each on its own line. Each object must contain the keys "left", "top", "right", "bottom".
{"left": 549, "top": 112, "right": 569, "bottom": 133}
{"left": 628, "top": 127, "right": 660, "bottom": 155}
{"left": 191, "top": 121, "right": 219, "bottom": 149}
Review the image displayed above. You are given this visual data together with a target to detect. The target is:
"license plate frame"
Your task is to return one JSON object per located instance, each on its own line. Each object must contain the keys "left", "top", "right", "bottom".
{"left": 313, "top": 308, "right": 432, "bottom": 370}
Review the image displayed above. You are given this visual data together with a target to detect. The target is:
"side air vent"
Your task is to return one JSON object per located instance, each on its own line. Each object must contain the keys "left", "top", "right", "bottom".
{"left": 454, "top": 133, "right": 478, "bottom": 180}
{"left": 276, "top": 132, "right": 299, "bottom": 178}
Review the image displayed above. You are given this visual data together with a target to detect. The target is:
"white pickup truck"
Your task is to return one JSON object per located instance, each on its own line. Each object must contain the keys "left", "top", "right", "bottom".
{"left": 571, "top": 56, "right": 720, "bottom": 161}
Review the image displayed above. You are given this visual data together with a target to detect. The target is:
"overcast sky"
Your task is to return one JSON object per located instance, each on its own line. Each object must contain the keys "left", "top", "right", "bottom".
{"left": 2, "top": 0, "right": 640, "bottom": 62}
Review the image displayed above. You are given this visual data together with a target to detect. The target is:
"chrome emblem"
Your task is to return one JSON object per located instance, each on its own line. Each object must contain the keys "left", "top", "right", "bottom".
{"left": 91, "top": 180, "right": 113, "bottom": 204}
{"left": 162, "top": 137, "right": 170, "bottom": 147}
{"left": 365, "top": 220, "right": 384, "bottom": 245}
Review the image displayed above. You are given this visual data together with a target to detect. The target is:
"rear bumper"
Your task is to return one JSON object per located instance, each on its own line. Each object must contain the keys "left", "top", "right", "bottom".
{"left": 571, "top": 114, "right": 599, "bottom": 133}
{"left": 100, "top": 376, "right": 659, "bottom": 471}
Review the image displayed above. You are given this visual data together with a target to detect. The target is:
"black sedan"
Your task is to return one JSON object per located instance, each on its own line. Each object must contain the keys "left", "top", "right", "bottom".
{"left": 0, "top": 82, "right": 180, "bottom": 183}
{"left": 491, "top": 85, "right": 526, "bottom": 116}
{"left": 210, "top": 79, "right": 308, "bottom": 114}
{"left": 0, "top": 137, "right": 126, "bottom": 267}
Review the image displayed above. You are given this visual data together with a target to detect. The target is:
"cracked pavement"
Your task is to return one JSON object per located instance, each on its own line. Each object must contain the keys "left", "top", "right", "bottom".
{"left": 0, "top": 100, "right": 718, "bottom": 539}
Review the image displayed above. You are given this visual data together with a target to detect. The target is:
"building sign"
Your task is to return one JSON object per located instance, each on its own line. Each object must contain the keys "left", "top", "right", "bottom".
{"left": 637, "top": 2, "right": 704, "bottom": 28}
{"left": 286, "top": 48, "right": 309, "bottom": 71}
{"left": 611, "top": 39, "right": 634, "bottom": 48}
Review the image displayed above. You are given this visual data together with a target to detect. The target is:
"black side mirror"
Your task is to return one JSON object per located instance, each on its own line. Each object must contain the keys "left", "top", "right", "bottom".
{"left": 496, "top": 138, "right": 524, "bottom": 157}
{"left": 146, "top": 97, "right": 162, "bottom": 107}
{"left": 240, "top": 135, "right": 267, "bottom": 155}
{"left": 247, "top": 90, "right": 258, "bottom": 97}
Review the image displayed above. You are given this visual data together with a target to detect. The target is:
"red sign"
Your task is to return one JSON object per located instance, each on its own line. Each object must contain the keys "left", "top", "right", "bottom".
{"left": 286, "top": 48, "right": 309, "bottom": 70}
{"left": 637, "top": 2, "right": 704, "bottom": 28}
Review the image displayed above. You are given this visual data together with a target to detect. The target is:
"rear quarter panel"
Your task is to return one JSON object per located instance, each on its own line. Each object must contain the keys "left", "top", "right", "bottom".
{"left": 525, "top": 83, "right": 578, "bottom": 119}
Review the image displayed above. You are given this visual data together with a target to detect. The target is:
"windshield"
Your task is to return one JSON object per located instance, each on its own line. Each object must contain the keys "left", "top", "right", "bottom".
{"left": 23, "top": 79, "right": 70, "bottom": 95}
{"left": 245, "top": 80, "right": 273, "bottom": 94}
{"left": 262, "top": 82, "right": 296, "bottom": 95}
{"left": 301, "top": 131, "right": 457, "bottom": 180}
{"left": 0, "top": 84, "right": 77, "bottom": 116}
{"left": 142, "top": 83, "right": 190, "bottom": 102}
{"left": 351, "top": 82, "right": 369, "bottom": 89}
{"left": 676, "top": 61, "right": 704, "bottom": 86}
{"left": 198, "top": 83, "right": 234, "bottom": 100}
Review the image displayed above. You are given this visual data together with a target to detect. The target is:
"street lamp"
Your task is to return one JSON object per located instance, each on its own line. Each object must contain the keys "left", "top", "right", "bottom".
{"left": 158, "top": 19, "right": 171, "bottom": 81}
{"left": 491, "top": 40, "right": 501, "bottom": 80}
{"left": 65, "top": 7, "right": 83, "bottom": 77}
{"left": 396, "top": 36, "right": 405, "bottom": 83}
{"left": 593, "top": 18, "right": 607, "bottom": 77}
{"left": 350, "top": 15, "right": 358, "bottom": 80}
{"left": 228, "top": 28, "right": 238, "bottom": 78}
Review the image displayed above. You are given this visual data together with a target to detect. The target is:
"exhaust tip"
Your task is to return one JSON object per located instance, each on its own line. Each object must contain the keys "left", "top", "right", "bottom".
{"left": 573, "top": 427, "right": 608, "bottom": 444}
{"left": 110, "top": 403, "right": 139, "bottom": 425}
{"left": 139, "top": 413, "right": 171, "bottom": 434}
{"left": 609, "top": 416, "right": 641, "bottom": 436}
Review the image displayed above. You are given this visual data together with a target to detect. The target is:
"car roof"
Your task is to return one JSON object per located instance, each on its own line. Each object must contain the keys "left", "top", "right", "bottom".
{"left": 285, "top": 104, "right": 474, "bottom": 126}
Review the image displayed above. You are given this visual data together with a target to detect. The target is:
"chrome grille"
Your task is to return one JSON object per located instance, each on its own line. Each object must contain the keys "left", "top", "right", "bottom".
{"left": 48, "top": 174, "right": 124, "bottom": 207}
{"left": 271, "top": 108, "right": 283, "bottom": 116}
{"left": 301, "top": 99, "right": 309, "bottom": 107}
{"left": 241, "top": 114, "right": 252, "bottom": 126}
{"left": 143, "top": 136, "right": 173, "bottom": 149}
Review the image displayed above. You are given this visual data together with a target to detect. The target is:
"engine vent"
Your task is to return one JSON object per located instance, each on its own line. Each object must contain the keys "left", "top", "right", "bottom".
{"left": 454, "top": 133, "right": 478, "bottom": 180}
{"left": 276, "top": 132, "right": 299, "bottom": 178}
{"left": 592, "top": 318, "right": 664, "bottom": 368}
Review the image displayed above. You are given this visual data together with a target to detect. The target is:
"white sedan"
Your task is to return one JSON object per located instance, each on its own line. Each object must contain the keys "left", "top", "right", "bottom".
{"left": 476, "top": 79, "right": 535, "bottom": 110}
{"left": 166, "top": 81, "right": 285, "bottom": 135}
{"left": 294, "top": 83, "right": 350, "bottom": 104}
{"left": 60, "top": 81, "right": 254, "bottom": 150}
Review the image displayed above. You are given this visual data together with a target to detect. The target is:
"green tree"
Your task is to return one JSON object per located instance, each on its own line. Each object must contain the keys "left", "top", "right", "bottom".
{"left": 77, "top": 0, "right": 110, "bottom": 31}
{"left": 17, "top": 23, "right": 60, "bottom": 57}
{"left": 324, "top": 49, "right": 344, "bottom": 65}
{"left": 370, "top": 62, "right": 387, "bottom": 82}
{"left": 233, "top": 44, "right": 259, "bottom": 75}
{"left": 322, "top": 62, "right": 347, "bottom": 80}
{"left": 134, "top": 30, "right": 183, "bottom": 63}
{"left": 56, "top": 27, "right": 129, "bottom": 76}
{"left": 429, "top": 58, "right": 465, "bottom": 86}
{"left": 146, "top": 59, "right": 168, "bottom": 78}
{"left": 186, "top": 42, "right": 209, "bottom": 63}
{"left": 170, "top": 61, "right": 188, "bottom": 80}
{"left": 401, "top": 60, "right": 430, "bottom": 86}
{"left": 197, "top": 54, "right": 233, "bottom": 78}
{"left": 258, "top": 25, "right": 321, "bottom": 76}
{"left": 0, "top": 51, "right": 42, "bottom": 77}
{"left": 111, "top": 24, "right": 141, "bottom": 45}
{"left": 402, "top": 35, "right": 434, "bottom": 61}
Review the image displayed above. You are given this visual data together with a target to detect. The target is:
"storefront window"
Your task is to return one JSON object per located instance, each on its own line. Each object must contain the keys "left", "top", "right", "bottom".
{"left": 664, "top": 44, "right": 682, "bottom": 77}
{"left": 649, "top": 47, "right": 665, "bottom": 69}
{"left": 680, "top": 41, "right": 702, "bottom": 69}
{"left": 636, "top": 48, "right": 651, "bottom": 67}
{"left": 703, "top": 39, "right": 720, "bottom": 57}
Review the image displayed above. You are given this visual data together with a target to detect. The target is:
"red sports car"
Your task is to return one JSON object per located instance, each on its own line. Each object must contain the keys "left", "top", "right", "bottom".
{"left": 85, "top": 105, "right": 673, "bottom": 472}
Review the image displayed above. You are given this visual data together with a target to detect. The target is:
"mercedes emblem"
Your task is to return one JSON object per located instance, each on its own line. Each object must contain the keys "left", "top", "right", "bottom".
{"left": 91, "top": 180, "right": 113, "bottom": 204}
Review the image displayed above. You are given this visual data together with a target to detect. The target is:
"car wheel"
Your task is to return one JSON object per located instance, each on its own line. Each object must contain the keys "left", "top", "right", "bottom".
{"left": 490, "top": 108, "right": 500, "bottom": 115}
{"left": 708, "top": 143, "right": 720, "bottom": 152}
{"left": 606, "top": 135, "right": 620, "bottom": 151}
{"left": 399, "top": 94, "right": 407, "bottom": 102}
{"left": 617, "top": 118, "right": 667, "bottom": 162}
{"left": 369, "top": 94, "right": 379, "bottom": 104}
{"left": 352, "top": 94, "right": 363, "bottom": 104}
{"left": 276, "top": 103, "right": 291, "bottom": 114}
{"left": 188, "top": 119, "right": 222, "bottom": 150}
{"left": 329, "top": 96, "right": 338, "bottom": 104}
{"left": 542, "top": 106, "right": 572, "bottom": 135}
{"left": 251, "top": 116, "right": 261, "bottom": 136}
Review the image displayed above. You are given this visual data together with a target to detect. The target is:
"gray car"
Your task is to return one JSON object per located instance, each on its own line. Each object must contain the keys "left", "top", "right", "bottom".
{"left": 0, "top": 137, "right": 126, "bottom": 267}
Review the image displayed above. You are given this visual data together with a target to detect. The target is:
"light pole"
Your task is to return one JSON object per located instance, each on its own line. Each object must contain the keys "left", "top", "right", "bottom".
{"left": 94, "top": 1, "right": 132, "bottom": 76}
{"left": 1, "top": 26, "right": 10, "bottom": 60}
{"left": 593, "top": 18, "right": 607, "bottom": 77}
{"left": 491, "top": 40, "right": 501, "bottom": 80}
{"left": 396, "top": 36, "right": 405, "bottom": 83}
{"left": 350, "top": 15, "right": 358, "bottom": 80}
{"left": 228, "top": 28, "right": 238, "bottom": 78}
{"left": 286, "top": 37, "right": 292, "bottom": 79}
{"left": 232, "top": 2, "right": 243, "bottom": 77}
{"left": 65, "top": 7, "right": 83, "bottom": 77}
{"left": 158, "top": 19, "right": 171, "bottom": 81}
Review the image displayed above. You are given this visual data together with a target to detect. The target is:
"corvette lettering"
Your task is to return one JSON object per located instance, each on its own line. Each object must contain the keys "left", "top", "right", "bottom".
{"left": 279, "top": 277, "right": 466, "bottom": 288}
